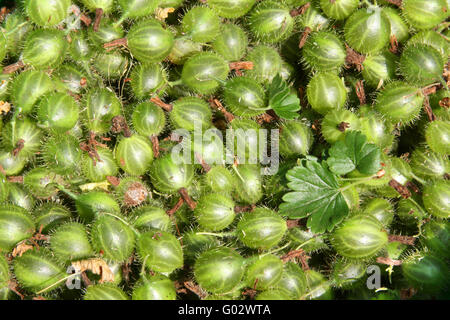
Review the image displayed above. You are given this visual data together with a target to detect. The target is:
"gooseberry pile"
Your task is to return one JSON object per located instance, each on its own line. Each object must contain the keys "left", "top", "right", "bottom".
{"left": 0, "top": 0, "right": 449, "bottom": 301}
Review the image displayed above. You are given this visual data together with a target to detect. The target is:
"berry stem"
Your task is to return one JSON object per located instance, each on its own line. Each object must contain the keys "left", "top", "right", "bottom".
{"left": 195, "top": 231, "right": 234, "bottom": 238}
{"left": 113, "top": 13, "right": 129, "bottom": 28}
{"left": 405, "top": 197, "right": 427, "bottom": 217}
{"left": 4, "top": 21, "right": 29, "bottom": 36}
{"left": 295, "top": 237, "right": 316, "bottom": 251}
{"left": 410, "top": 173, "right": 427, "bottom": 185}
{"left": 339, "top": 174, "right": 378, "bottom": 192}
{"left": 101, "top": 212, "right": 140, "bottom": 236}
{"left": 140, "top": 254, "right": 150, "bottom": 276}
{"left": 260, "top": 241, "right": 292, "bottom": 258}
{"left": 57, "top": 185, "right": 79, "bottom": 200}
{"left": 362, "top": 0, "right": 377, "bottom": 7}
{"left": 36, "top": 271, "right": 83, "bottom": 295}
{"left": 299, "top": 281, "right": 331, "bottom": 300}
{"left": 168, "top": 79, "right": 183, "bottom": 87}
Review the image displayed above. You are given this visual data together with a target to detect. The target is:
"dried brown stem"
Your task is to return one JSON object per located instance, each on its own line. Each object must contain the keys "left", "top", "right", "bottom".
{"left": 111, "top": 115, "right": 132, "bottom": 137}
{"left": 150, "top": 97, "right": 173, "bottom": 112}
{"left": 242, "top": 288, "right": 258, "bottom": 299}
{"left": 106, "top": 176, "right": 120, "bottom": 186}
{"left": 174, "top": 281, "right": 187, "bottom": 294}
{"left": 389, "top": 179, "right": 411, "bottom": 199}
{"left": 345, "top": 45, "right": 365, "bottom": 72}
{"left": 375, "top": 169, "right": 386, "bottom": 179}
{"left": 286, "top": 219, "right": 301, "bottom": 229}
{"left": 122, "top": 256, "right": 134, "bottom": 284}
{"left": 256, "top": 113, "right": 275, "bottom": 125}
{"left": 79, "top": 132, "right": 107, "bottom": 166}
{"left": 7, "top": 176, "right": 23, "bottom": 183}
{"left": 266, "top": 109, "right": 281, "bottom": 121}
{"left": 405, "top": 181, "right": 420, "bottom": 194}
{"left": 89, "top": 132, "right": 108, "bottom": 148}
{"left": 385, "top": 0, "right": 402, "bottom": 6}
{"left": 400, "top": 288, "right": 417, "bottom": 300}
{"left": 81, "top": 272, "right": 92, "bottom": 287}
{"left": 209, "top": 98, "right": 235, "bottom": 122}
{"left": 229, "top": 61, "right": 254, "bottom": 72}
{"left": 103, "top": 37, "right": 128, "bottom": 49}
{"left": 281, "top": 249, "right": 311, "bottom": 271}
{"left": 184, "top": 281, "right": 207, "bottom": 299}
{"left": 234, "top": 204, "right": 256, "bottom": 214}
{"left": 290, "top": 2, "right": 311, "bottom": 17}
{"left": 179, "top": 188, "right": 197, "bottom": 210}
{"left": 194, "top": 153, "right": 211, "bottom": 173}
{"left": 423, "top": 96, "right": 436, "bottom": 122}
{"left": 8, "top": 280, "right": 24, "bottom": 300}
{"left": 0, "top": 7, "right": 10, "bottom": 23}
{"left": 299, "top": 27, "right": 312, "bottom": 49}
{"left": 388, "top": 235, "right": 416, "bottom": 246}
{"left": 80, "top": 142, "right": 100, "bottom": 166}
{"left": 80, "top": 14, "right": 92, "bottom": 26}
{"left": 439, "top": 97, "right": 450, "bottom": 109}
{"left": 93, "top": 8, "right": 103, "bottom": 32}
{"left": 167, "top": 197, "right": 184, "bottom": 216}
{"left": 337, "top": 122, "right": 350, "bottom": 132}
{"left": 389, "top": 35, "right": 399, "bottom": 54}
{"left": 355, "top": 80, "right": 366, "bottom": 105}
{"left": 376, "top": 257, "right": 402, "bottom": 266}
{"left": 151, "top": 135, "right": 160, "bottom": 158}
{"left": 2, "top": 61, "right": 25, "bottom": 74}
{"left": 12, "top": 139, "right": 25, "bottom": 157}
{"left": 67, "top": 91, "right": 81, "bottom": 101}
{"left": 71, "top": 5, "right": 92, "bottom": 26}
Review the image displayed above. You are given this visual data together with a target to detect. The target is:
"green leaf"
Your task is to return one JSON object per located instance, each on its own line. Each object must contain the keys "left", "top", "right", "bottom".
{"left": 280, "top": 160, "right": 349, "bottom": 233}
{"left": 327, "top": 131, "right": 381, "bottom": 176}
{"left": 268, "top": 74, "right": 300, "bottom": 120}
